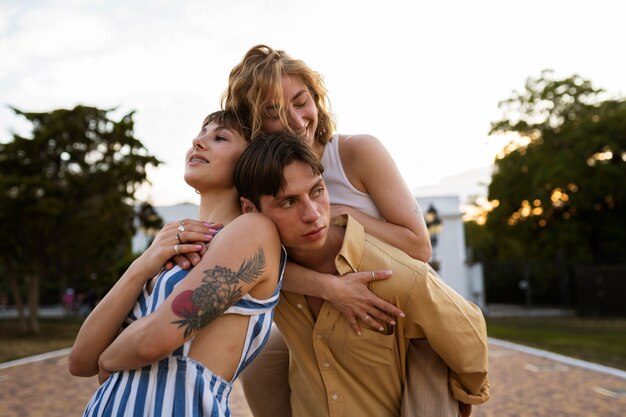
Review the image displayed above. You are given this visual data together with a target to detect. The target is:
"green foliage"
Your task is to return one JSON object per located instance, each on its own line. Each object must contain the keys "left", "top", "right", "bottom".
{"left": 486, "top": 316, "right": 626, "bottom": 370}
{"left": 481, "top": 70, "right": 626, "bottom": 264}
{"left": 0, "top": 105, "right": 161, "bottom": 322}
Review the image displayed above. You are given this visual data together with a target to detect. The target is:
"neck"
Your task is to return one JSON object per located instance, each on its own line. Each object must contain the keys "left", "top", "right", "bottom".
{"left": 197, "top": 188, "right": 242, "bottom": 225}
{"left": 288, "top": 225, "right": 345, "bottom": 274}
{"left": 312, "top": 140, "right": 326, "bottom": 161}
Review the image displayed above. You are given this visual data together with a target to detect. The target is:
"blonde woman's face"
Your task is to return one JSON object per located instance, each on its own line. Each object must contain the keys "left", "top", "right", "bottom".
{"left": 261, "top": 74, "right": 318, "bottom": 147}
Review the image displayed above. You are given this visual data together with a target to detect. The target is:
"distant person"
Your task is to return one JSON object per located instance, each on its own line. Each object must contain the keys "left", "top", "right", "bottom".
{"left": 234, "top": 133, "right": 490, "bottom": 417}
{"left": 69, "top": 110, "right": 286, "bottom": 417}
{"left": 62, "top": 288, "right": 76, "bottom": 317}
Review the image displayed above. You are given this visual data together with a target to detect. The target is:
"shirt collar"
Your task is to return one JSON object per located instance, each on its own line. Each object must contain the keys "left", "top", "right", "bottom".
{"left": 331, "top": 214, "right": 366, "bottom": 276}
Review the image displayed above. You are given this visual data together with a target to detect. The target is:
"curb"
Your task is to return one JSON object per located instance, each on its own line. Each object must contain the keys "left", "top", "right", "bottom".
{"left": 0, "top": 348, "right": 71, "bottom": 370}
{"left": 489, "top": 337, "right": 626, "bottom": 381}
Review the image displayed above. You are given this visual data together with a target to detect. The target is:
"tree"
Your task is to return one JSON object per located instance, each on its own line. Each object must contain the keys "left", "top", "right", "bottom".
{"left": 0, "top": 105, "right": 161, "bottom": 333}
{"left": 469, "top": 71, "right": 626, "bottom": 303}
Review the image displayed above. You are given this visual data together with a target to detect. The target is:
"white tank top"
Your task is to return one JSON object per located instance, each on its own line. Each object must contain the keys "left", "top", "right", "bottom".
{"left": 321, "top": 134, "right": 382, "bottom": 220}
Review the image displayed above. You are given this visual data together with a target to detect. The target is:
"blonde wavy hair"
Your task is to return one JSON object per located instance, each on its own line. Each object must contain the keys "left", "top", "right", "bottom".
{"left": 221, "top": 45, "right": 336, "bottom": 146}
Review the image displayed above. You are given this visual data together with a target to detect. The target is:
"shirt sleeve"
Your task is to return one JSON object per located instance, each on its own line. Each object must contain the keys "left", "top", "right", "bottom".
{"left": 400, "top": 265, "right": 490, "bottom": 405}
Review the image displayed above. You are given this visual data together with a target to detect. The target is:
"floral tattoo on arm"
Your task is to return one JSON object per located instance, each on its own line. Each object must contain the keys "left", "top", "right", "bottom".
{"left": 170, "top": 248, "right": 266, "bottom": 338}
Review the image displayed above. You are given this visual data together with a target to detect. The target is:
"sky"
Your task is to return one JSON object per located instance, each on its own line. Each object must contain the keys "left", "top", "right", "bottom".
{"left": 2, "top": 0, "right": 625, "bottom": 207}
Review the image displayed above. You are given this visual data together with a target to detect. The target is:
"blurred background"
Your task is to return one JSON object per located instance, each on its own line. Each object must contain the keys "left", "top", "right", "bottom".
{"left": 1, "top": 0, "right": 625, "bottom": 389}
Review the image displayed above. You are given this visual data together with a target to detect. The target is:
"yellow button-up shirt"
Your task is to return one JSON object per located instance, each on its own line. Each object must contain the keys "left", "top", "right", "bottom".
{"left": 274, "top": 215, "right": 490, "bottom": 417}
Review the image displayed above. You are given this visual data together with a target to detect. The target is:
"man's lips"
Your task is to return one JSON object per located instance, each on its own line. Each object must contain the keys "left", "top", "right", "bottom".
{"left": 303, "top": 226, "right": 324, "bottom": 237}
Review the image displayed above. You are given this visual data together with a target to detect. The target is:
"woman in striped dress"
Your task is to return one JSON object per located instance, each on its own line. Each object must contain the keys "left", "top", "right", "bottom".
{"left": 69, "top": 110, "right": 286, "bottom": 417}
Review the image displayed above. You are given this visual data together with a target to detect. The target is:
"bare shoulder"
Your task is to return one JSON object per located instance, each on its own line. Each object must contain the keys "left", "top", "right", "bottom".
{"left": 337, "top": 133, "right": 394, "bottom": 178}
{"left": 206, "top": 213, "right": 281, "bottom": 292}
{"left": 217, "top": 213, "right": 279, "bottom": 248}
{"left": 232, "top": 212, "right": 278, "bottom": 233}
{"left": 337, "top": 133, "right": 382, "bottom": 157}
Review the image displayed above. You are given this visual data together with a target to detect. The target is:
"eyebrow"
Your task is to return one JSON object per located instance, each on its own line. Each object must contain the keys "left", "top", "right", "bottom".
{"left": 201, "top": 124, "right": 233, "bottom": 135}
{"left": 275, "top": 177, "right": 324, "bottom": 200}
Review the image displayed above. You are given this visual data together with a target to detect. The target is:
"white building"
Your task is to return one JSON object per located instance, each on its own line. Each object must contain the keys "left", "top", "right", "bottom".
{"left": 416, "top": 196, "right": 485, "bottom": 309}
{"left": 132, "top": 202, "right": 199, "bottom": 253}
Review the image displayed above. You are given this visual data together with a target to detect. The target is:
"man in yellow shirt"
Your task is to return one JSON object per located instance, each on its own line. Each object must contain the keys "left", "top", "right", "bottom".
{"left": 234, "top": 132, "right": 490, "bottom": 417}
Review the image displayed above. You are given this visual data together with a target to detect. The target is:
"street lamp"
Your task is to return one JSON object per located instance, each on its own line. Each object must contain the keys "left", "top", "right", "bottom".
{"left": 425, "top": 204, "right": 443, "bottom": 270}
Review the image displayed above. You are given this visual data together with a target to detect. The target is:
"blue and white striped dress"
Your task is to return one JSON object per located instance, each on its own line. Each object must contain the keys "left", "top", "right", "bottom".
{"left": 82, "top": 247, "right": 286, "bottom": 417}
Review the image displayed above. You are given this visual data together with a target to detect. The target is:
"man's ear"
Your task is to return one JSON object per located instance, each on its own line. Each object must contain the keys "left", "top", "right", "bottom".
{"left": 240, "top": 197, "right": 259, "bottom": 213}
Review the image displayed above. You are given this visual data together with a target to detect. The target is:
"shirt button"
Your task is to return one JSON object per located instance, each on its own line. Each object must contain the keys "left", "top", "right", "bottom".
{"left": 323, "top": 362, "right": 330, "bottom": 368}
{"left": 332, "top": 394, "right": 338, "bottom": 400}
{"left": 297, "top": 303, "right": 303, "bottom": 309}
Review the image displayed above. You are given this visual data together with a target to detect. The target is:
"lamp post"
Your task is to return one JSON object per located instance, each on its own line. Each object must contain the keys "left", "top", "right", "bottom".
{"left": 425, "top": 203, "right": 443, "bottom": 271}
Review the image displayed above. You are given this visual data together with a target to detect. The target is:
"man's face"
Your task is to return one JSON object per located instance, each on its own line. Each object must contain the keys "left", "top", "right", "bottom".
{"left": 258, "top": 160, "right": 330, "bottom": 253}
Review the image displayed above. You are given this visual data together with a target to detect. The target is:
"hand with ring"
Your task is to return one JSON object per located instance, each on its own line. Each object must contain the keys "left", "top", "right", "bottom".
{"left": 132, "top": 219, "right": 222, "bottom": 280}
{"left": 164, "top": 219, "right": 223, "bottom": 270}
{"left": 323, "top": 269, "right": 405, "bottom": 336}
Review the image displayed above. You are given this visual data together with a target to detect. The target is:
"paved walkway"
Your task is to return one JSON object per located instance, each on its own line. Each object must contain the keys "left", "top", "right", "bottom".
{"left": 1, "top": 340, "right": 625, "bottom": 416}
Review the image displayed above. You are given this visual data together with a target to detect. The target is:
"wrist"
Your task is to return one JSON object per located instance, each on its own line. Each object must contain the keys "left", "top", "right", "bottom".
{"left": 126, "top": 257, "right": 156, "bottom": 284}
{"left": 321, "top": 274, "right": 339, "bottom": 302}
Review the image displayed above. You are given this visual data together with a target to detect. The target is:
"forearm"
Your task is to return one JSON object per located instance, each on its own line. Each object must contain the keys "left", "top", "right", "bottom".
{"left": 281, "top": 261, "right": 334, "bottom": 299}
{"left": 339, "top": 207, "right": 431, "bottom": 261}
{"left": 98, "top": 317, "right": 168, "bottom": 373}
{"left": 68, "top": 261, "right": 152, "bottom": 376}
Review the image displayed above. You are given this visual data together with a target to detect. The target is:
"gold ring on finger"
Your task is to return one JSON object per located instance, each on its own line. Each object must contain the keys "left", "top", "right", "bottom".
{"left": 176, "top": 233, "right": 182, "bottom": 243}
{"left": 174, "top": 244, "right": 181, "bottom": 255}
{"left": 362, "top": 314, "right": 370, "bottom": 321}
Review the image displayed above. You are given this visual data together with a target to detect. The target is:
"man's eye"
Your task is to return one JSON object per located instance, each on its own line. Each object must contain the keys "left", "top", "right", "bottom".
{"left": 313, "top": 186, "right": 325, "bottom": 197}
{"left": 280, "top": 199, "right": 295, "bottom": 208}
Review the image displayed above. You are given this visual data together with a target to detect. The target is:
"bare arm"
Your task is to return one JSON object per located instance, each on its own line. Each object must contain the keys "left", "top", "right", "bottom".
{"left": 333, "top": 134, "right": 432, "bottom": 261}
{"left": 97, "top": 214, "right": 280, "bottom": 374}
{"left": 68, "top": 219, "right": 214, "bottom": 377}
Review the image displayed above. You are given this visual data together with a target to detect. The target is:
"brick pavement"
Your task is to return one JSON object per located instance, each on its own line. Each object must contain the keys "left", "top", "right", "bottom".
{"left": 1, "top": 342, "right": 625, "bottom": 416}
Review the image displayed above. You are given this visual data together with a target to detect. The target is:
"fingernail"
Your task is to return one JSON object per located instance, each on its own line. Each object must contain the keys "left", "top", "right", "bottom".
{"left": 208, "top": 229, "right": 218, "bottom": 233}
{"left": 383, "top": 269, "right": 392, "bottom": 276}
{"left": 390, "top": 320, "right": 396, "bottom": 325}
{"left": 357, "top": 332, "right": 362, "bottom": 336}
{"left": 378, "top": 327, "right": 384, "bottom": 332}
{"left": 204, "top": 234, "right": 213, "bottom": 239}
{"left": 399, "top": 312, "right": 406, "bottom": 318}
{"left": 195, "top": 245, "right": 203, "bottom": 249}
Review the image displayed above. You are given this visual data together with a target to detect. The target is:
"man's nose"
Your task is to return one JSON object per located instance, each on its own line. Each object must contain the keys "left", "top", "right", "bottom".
{"left": 301, "top": 199, "right": 320, "bottom": 222}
